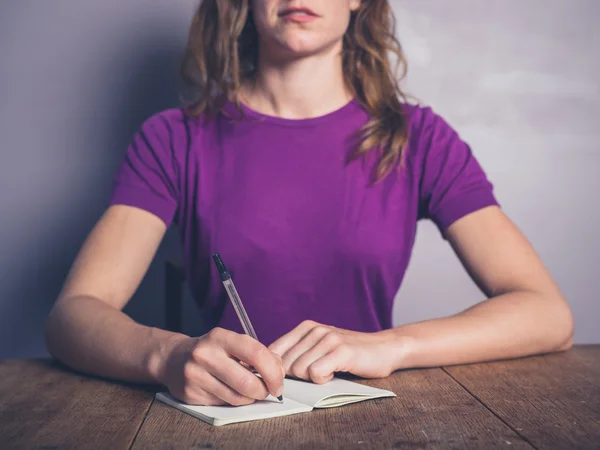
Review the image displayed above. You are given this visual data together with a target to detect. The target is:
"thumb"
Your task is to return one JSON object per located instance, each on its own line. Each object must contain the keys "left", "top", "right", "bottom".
{"left": 272, "top": 351, "right": 285, "bottom": 378}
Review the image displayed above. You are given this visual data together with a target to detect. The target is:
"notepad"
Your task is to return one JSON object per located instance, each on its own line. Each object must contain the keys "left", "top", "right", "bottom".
{"left": 155, "top": 376, "right": 396, "bottom": 426}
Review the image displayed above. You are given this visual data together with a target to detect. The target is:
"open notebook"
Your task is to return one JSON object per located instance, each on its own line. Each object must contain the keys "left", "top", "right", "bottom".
{"left": 156, "top": 376, "right": 396, "bottom": 426}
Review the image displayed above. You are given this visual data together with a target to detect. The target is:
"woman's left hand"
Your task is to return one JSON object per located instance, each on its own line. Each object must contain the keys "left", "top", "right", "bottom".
{"left": 267, "top": 320, "right": 398, "bottom": 384}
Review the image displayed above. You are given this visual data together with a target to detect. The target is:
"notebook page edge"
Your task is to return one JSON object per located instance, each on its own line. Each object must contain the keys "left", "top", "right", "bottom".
{"left": 156, "top": 392, "right": 215, "bottom": 425}
{"left": 314, "top": 391, "right": 397, "bottom": 408}
{"left": 284, "top": 376, "right": 397, "bottom": 407}
{"left": 155, "top": 392, "right": 312, "bottom": 425}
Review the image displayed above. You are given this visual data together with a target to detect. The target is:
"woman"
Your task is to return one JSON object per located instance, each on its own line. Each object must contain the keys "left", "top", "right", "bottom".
{"left": 44, "top": 0, "right": 574, "bottom": 407}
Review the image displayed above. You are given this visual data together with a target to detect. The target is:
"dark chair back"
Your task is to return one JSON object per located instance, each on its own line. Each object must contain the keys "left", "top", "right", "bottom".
{"left": 165, "top": 260, "right": 186, "bottom": 333}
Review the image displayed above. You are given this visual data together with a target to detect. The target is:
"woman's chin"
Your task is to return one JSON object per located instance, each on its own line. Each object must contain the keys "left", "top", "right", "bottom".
{"left": 267, "top": 38, "right": 340, "bottom": 62}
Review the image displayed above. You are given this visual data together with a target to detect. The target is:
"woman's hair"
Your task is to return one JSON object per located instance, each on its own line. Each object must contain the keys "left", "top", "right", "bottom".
{"left": 181, "top": 0, "right": 409, "bottom": 181}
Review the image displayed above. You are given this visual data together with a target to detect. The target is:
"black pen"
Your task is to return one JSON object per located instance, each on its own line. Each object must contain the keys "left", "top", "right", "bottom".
{"left": 212, "top": 253, "right": 284, "bottom": 402}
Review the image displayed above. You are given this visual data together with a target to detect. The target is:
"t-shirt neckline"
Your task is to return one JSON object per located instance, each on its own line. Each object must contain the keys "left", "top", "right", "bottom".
{"left": 224, "top": 98, "right": 362, "bottom": 128}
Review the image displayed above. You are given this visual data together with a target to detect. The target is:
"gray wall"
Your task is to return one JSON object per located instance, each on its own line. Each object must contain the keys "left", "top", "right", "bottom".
{"left": 393, "top": 0, "right": 600, "bottom": 342}
{"left": 0, "top": 1, "right": 598, "bottom": 358}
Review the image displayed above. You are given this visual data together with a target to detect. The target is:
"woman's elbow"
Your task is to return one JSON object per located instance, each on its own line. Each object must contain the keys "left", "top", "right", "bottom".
{"left": 43, "top": 309, "right": 59, "bottom": 357}
{"left": 43, "top": 304, "right": 68, "bottom": 360}
{"left": 548, "top": 293, "right": 574, "bottom": 352}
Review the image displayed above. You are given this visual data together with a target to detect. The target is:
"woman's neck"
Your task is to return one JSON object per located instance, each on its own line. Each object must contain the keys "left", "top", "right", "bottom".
{"left": 241, "top": 44, "right": 353, "bottom": 119}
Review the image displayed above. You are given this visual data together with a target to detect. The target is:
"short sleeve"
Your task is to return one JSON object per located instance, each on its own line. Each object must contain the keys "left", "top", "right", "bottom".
{"left": 416, "top": 107, "right": 499, "bottom": 235}
{"left": 108, "top": 112, "right": 180, "bottom": 227}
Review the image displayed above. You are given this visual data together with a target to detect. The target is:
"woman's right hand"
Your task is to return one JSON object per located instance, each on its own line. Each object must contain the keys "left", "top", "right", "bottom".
{"left": 158, "top": 328, "right": 285, "bottom": 406}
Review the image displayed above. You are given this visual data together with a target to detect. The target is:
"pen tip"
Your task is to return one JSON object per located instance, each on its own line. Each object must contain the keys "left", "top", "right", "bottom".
{"left": 277, "top": 395, "right": 283, "bottom": 402}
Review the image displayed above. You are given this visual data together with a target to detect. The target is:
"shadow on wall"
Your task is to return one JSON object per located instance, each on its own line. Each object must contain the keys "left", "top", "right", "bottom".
{"left": 2, "top": 33, "right": 185, "bottom": 358}
{"left": 110, "top": 39, "right": 185, "bottom": 333}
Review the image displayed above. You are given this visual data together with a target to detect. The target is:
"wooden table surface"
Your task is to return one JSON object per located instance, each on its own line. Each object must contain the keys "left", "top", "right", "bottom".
{"left": 1, "top": 346, "right": 598, "bottom": 449}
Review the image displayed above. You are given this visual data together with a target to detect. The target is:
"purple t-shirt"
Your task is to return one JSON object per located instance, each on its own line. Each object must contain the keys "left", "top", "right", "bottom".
{"left": 109, "top": 100, "right": 498, "bottom": 345}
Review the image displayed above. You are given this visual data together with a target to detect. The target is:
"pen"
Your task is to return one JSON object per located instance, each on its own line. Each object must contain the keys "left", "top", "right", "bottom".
{"left": 212, "top": 253, "right": 284, "bottom": 403}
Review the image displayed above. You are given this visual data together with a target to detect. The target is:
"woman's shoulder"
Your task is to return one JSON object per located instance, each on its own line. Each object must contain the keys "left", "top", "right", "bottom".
{"left": 402, "top": 101, "right": 448, "bottom": 134}
{"left": 140, "top": 107, "right": 209, "bottom": 133}
{"left": 400, "top": 101, "right": 466, "bottom": 158}
{"left": 134, "top": 107, "right": 215, "bottom": 155}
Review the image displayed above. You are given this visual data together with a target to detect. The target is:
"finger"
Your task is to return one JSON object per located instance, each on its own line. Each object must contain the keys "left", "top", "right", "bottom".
{"left": 238, "top": 354, "right": 284, "bottom": 378}
{"left": 268, "top": 320, "right": 322, "bottom": 357}
{"left": 239, "top": 360, "right": 252, "bottom": 370}
{"left": 213, "top": 333, "right": 283, "bottom": 398}
{"left": 307, "top": 345, "right": 353, "bottom": 384}
{"left": 184, "top": 392, "right": 224, "bottom": 406}
{"left": 193, "top": 339, "right": 271, "bottom": 400}
{"left": 171, "top": 381, "right": 225, "bottom": 406}
{"left": 176, "top": 359, "right": 226, "bottom": 406}
{"left": 272, "top": 352, "right": 286, "bottom": 378}
{"left": 200, "top": 372, "right": 256, "bottom": 406}
{"left": 281, "top": 326, "right": 331, "bottom": 373}
{"left": 211, "top": 356, "right": 271, "bottom": 400}
{"left": 289, "top": 331, "right": 343, "bottom": 380}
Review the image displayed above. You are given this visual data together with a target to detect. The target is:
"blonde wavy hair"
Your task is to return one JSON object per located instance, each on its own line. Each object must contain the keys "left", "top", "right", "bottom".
{"left": 181, "top": 0, "right": 410, "bottom": 181}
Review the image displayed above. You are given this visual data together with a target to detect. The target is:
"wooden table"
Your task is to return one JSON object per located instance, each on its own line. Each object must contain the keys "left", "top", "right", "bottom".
{"left": 1, "top": 346, "right": 598, "bottom": 449}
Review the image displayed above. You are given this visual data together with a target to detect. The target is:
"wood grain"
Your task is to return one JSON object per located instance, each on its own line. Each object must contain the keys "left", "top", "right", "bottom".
{"left": 0, "top": 359, "right": 154, "bottom": 450}
{"left": 2, "top": 347, "right": 598, "bottom": 449}
{"left": 131, "top": 368, "right": 529, "bottom": 450}
{"left": 445, "top": 346, "right": 600, "bottom": 450}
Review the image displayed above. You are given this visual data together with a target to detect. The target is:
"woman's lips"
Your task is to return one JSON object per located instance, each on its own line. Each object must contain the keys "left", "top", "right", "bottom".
{"left": 279, "top": 8, "right": 319, "bottom": 23}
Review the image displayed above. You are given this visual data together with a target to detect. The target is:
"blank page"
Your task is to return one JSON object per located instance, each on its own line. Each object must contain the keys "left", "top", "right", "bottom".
{"left": 156, "top": 392, "right": 312, "bottom": 426}
{"left": 283, "top": 377, "right": 396, "bottom": 408}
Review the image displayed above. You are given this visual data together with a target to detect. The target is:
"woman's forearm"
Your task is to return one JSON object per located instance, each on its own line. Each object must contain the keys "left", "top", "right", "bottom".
{"left": 387, "top": 290, "right": 574, "bottom": 371}
{"left": 44, "top": 296, "right": 186, "bottom": 384}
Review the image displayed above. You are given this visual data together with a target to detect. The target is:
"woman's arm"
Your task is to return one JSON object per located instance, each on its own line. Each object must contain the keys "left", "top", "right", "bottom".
{"left": 45, "top": 204, "right": 286, "bottom": 404}
{"left": 44, "top": 205, "right": 185, "bottom": 384}
{"left": 269, "top": 206, "right": 574, "bottom": 382}
{"left": 387, "top": 205, "right": 574, "bottom": 370}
